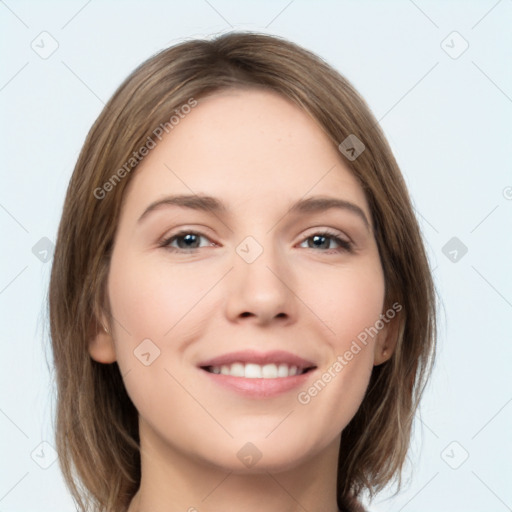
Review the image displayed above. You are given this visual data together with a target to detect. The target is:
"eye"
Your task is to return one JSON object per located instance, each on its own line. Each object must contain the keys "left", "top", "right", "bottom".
{"left": 159, "top": 229, "right": 353, "bottom": 254}
{"left": 298, "top": 230, "right": 353, "bottom": 253}
{"left": 159, "top": 230, "right": 215, "bottom": 252}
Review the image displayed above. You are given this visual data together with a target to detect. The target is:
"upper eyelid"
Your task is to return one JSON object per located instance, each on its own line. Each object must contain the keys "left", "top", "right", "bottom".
{"left": 161, "top": 226, "right": 348, "bottom": 239}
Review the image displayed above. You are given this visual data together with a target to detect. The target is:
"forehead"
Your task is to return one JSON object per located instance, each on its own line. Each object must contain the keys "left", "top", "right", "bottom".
{"left": 121, "top": 88, "right": 369, "bottom": 220}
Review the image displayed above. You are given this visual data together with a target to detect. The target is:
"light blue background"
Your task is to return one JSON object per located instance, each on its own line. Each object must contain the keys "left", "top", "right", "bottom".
{"left": 1, "top": 1, "right": 511, "bottom": 511}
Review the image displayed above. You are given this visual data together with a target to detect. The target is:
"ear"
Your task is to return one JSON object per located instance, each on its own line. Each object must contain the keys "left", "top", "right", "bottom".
{"left": 88, "top": 312, "right": 117, "bottom": 364}
{"left": 373, "top": 313, "right": 400, "bottom": 366}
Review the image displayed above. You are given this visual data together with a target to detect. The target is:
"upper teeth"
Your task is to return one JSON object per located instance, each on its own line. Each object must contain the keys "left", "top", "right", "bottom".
{"left": 207, "top": 363, "right": 305, "bottom": 378}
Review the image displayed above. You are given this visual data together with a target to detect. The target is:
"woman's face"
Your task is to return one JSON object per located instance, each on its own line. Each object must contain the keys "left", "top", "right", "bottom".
{"left": 91, "top": 88, "right": 392, "bottom": 473}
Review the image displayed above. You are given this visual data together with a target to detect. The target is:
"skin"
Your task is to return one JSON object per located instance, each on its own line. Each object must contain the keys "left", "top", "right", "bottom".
{"left": 89, "top": 88, "right": 397, "bottom": 512}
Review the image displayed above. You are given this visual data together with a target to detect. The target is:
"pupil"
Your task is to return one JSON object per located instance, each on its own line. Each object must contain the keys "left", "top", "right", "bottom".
{"left": 180, "top": 234, "right": 198, "bottom": 248}
{"left": 311, "top": 235, "right": 328, "bottom": 249}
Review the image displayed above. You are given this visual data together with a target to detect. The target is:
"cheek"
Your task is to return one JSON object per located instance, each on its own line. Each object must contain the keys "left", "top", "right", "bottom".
{"left": 108, "top": 253, "right": 214, "bottom": 343}
{"left": 106, "top": 252, "right": 213, "bottom": 428}
{"left": 289, "top": 259, "right": 385, "bottom": 429}
{"left": 308, "top": 260, "right": 386, "bottom": 351}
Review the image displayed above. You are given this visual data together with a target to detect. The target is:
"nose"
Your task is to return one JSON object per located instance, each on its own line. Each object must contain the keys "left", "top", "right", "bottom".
{"left": 223, "top": 239, "right": 297, "bottom": 326}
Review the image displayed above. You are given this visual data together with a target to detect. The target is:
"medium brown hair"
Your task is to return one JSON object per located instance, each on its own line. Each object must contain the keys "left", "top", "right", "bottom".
{"left": 49, "top": 31, "right": 437, "bottom": 511}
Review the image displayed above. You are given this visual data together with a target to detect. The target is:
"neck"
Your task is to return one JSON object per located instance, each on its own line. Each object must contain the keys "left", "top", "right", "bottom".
{"left": 127, "top": 422, "right": 341, "bottom": 512}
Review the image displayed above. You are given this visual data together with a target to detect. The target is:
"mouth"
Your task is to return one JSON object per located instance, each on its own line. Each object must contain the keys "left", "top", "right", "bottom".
{"left": 197, "top": 350, "right": 317, "bottom": 398}
{"left": 201, "top": 362, "right": 315, "bottom": 378}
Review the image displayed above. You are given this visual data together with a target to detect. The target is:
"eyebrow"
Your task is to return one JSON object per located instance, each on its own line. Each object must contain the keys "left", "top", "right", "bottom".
{"left": 137, "top": 194, "right": 371, "bottom": 230}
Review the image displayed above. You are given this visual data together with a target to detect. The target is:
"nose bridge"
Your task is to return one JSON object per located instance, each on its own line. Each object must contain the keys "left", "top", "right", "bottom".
{"left": 236, "top": 232, "right": 288, "bottom": 291}
{"left": 225, "top": 231, "right": 295, "bottom": 323}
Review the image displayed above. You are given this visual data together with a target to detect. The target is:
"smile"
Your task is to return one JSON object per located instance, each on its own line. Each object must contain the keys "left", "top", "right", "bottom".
{"left": 203, "top": 362, "right": 314, "bottom": 378}
{"left": 198, "top": 350, "right": 317, "bottom": 398}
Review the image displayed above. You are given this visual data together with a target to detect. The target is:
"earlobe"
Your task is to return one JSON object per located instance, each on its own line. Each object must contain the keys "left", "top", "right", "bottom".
{"left": 88, "top": 317, "right": 117, "bottom": 364}
{"left": 373, "top": 317, "right": 400, "bottom": 366}
{"left": 374, "top": 346, "right": 391, "bottom": 366}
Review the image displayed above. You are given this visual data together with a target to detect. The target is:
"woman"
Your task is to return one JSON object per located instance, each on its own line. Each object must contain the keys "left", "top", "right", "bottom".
{"left": 49, "top": 31, "right": 437, "bottom": 512}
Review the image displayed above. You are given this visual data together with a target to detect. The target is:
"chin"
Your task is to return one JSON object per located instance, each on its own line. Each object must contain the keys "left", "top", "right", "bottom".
{"left": 196, "top": 431, "right": 333, "bottom": 475}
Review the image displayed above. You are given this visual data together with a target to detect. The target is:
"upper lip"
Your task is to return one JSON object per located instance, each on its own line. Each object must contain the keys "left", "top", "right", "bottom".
{"left": 198, "top": 350, "right": 316, "bottom": 370}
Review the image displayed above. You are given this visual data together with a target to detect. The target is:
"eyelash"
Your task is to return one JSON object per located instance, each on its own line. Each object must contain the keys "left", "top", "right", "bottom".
{"left": 159, "top": 229, "right": 353, "bottom": 254}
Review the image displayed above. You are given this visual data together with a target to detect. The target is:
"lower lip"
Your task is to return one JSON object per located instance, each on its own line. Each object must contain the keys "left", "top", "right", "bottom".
{"left": 200, "top": 368, "right": 315, "bottom": 398}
